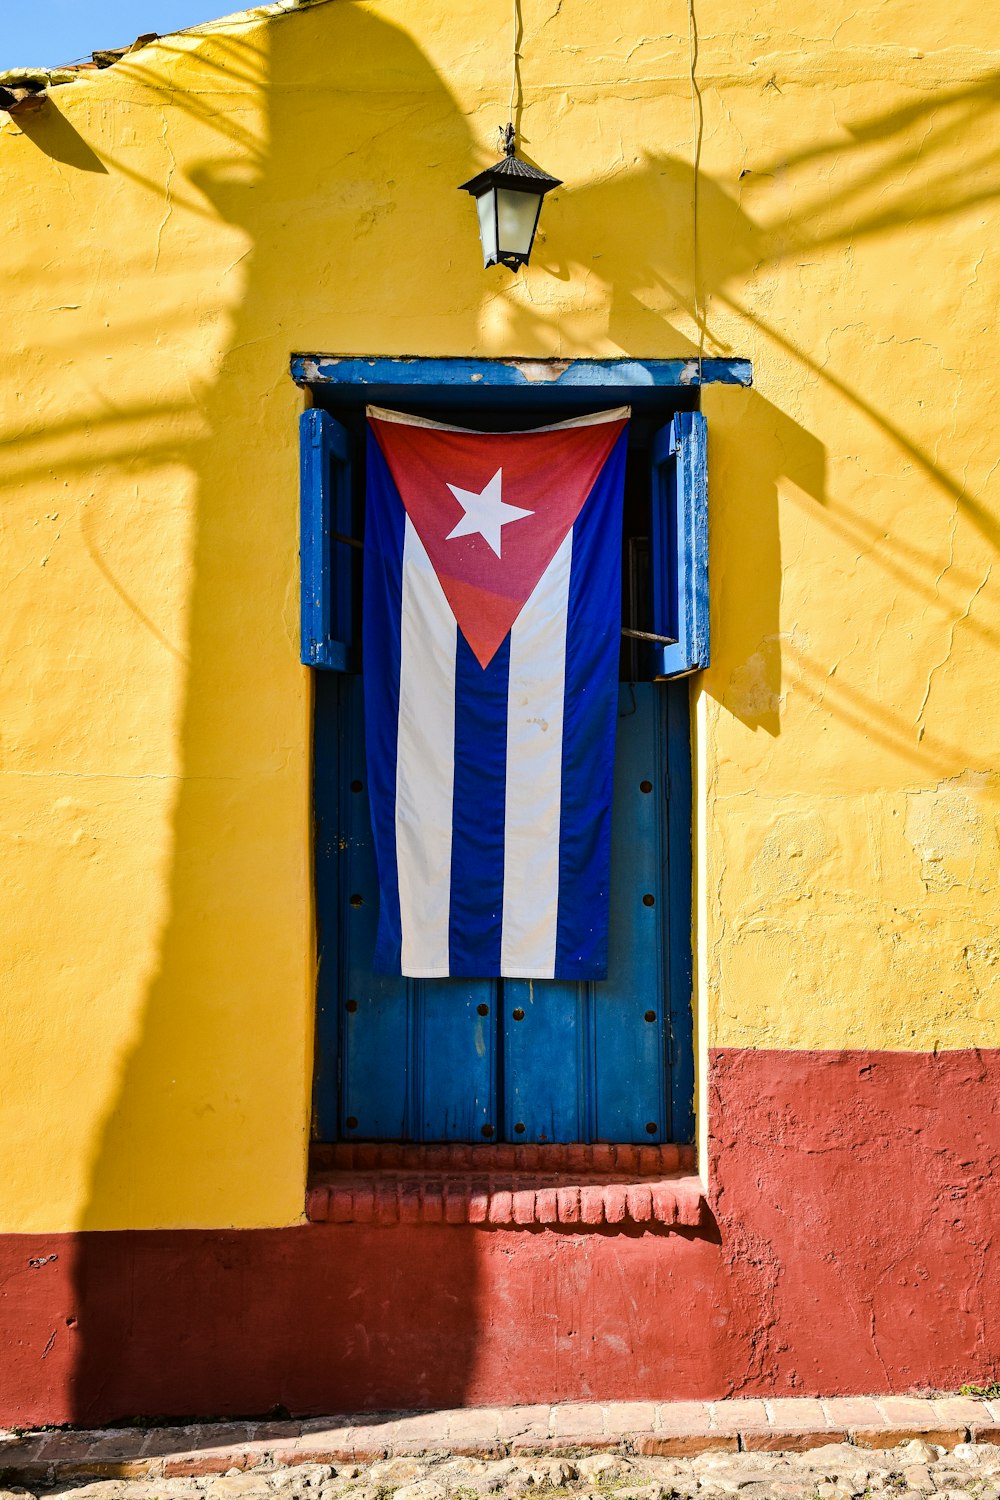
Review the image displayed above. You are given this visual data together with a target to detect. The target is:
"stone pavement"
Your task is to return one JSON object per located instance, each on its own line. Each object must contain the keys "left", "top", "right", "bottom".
{"left": 3, "top": 1396, "right": 1000, "bottom": 1489}
{"left": 4, "top": 1432, "right": 1000, "bottom": 1500}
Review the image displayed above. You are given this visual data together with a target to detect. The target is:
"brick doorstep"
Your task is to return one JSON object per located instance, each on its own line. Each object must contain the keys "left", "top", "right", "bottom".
{"left": 2, "top": 1396, "right": 998, "bottom": 1483}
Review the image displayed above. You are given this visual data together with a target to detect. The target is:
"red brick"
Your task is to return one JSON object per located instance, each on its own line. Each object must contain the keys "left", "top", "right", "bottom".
{"left": 766, "top": 1398, "right": 829, "bottom": 1431}
{"left": 604, "top": 1401, "right": 657, "bottom": 1434}
{"left": 305, "top": 1185, "right": 330, "bottom": 1221}
{"left": 374, "top": 1180, "right": 398, "bottom": 1224}
{"left": 651, "top": 1182, "right": 681, "bottom": 1223}
{"left": 821, "top": 1397, "right": 886, "bottom": 1429}
{"left": 567, "top": 1144, "right": 590, "bottom": 1173}
{"left": 247, "top": 1421, "right": 301, "bottom": 1441}
{"left": 164, "top": 1452, "right": 246, "bottom": 1477}
{"left": 446, "top": 1408, "right": 502, "bottom": 1453}
{"left": 626, "top": 1184, "right": 653, "bottom": 1222}
{"left": 614, "top": 1145, "right": 639, "bottom": 1173}
{"left": 422, "top": 1183, "right": 444, "bottom": 1222}
{"left": 331, "top": 1186, "right": 354, "bottom": 1223}
{"left": 656, "top": 1401, "right": 713, "bottom": 1436}
{"left": 932, "top": 1397, "right": 989, "bottom": 1427}
{"left": 31, "top": 1436, "right": 98, "bottom": 1463}
{"left": 55, "top": 1460, "right": 157, "bottom": 1480}
{"left": 0, "top": 1436, "right": 52, "bottom": 1465}
{"left": 352, "top": 1186, "right": 375, "bottom": 1223}
{"left": 488, "top": 1190, "right": 512, "bottom": 1224}
{"left": 444, "top": 1184, "right": 467, "bottom": 1224}
{"left": 853, "top": 1427, "right": 965, "bottom": 1449}
{"left": 535, "top": 1188, "right": 558, "bottom": 1223}
{"left": 345, "top": 1426, "right": 393, "bottom": 1461}
{"left": 557, "top": 1186, "right": 580, "bottom": 1223}
{"left": 398, "top": 1182, "right": 421, "bottom": 1223}
{"left": 742, "top": 1430, "right": 844, "bottom": 1453}
{"left": 288, "top": 1440, "right": 358, "bottom": 1463}
{"left": 658, "top": 1144, "right": 681, "bottom": 1172}
{"left": 878, "top": 1397, "right": 939, "bottom": 1425}
{"left": 580, "top": 1186, "right": 605, "bottom": 1225}
{"left": 551, "top": 1403, "right": 607, "bottom": 1443}
{"left": 639, "top": 1435, "right": 739, "bottom": 1457}
{"left": 84, "top": 1433, "right": 150, "bottom": 1461}
{"left": 675, "top": 1180, "right": 705, "bottom": 1227}
{"left": 467, "top": 1182, "right": 490, "bottom": 1224}
{"left": 512, "top": 1189, "right": 536, "bottom": 1225}
{"left": 497, "top": 1405, "right": 551, "bottom": 1442}
{"left": 603, "top": 1186, "right": 628, "bottom": 1224}
{"left": 298, "top": 1416, "right": 355, "bottom": 1434}
{"left": 139, "top": 1427, "right": 192, "bottom": 1458}
{"left": 709, "top": 1399, "right": 769, "bottom": 1435}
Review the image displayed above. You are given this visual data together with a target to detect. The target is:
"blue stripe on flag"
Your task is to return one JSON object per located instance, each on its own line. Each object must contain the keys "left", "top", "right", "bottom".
{"left": 449, "top": 633, "right": 510, "bottom": 976}
{"left": 555, "top": 429, "right": 628, "bottom": 979}
{"left": 363, "top": 430, "right": 407, "bottom": 974}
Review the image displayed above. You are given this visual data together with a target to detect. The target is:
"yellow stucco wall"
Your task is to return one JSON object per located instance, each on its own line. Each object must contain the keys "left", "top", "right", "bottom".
{"left": 0, "top": 0, "right": 997, "bottom": 1231}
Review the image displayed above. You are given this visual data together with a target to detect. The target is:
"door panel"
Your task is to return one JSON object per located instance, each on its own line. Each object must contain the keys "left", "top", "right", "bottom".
{"left": 503, "top": 684, "right": 668, "bottom": 1143}
{"left": 503, "top": 980, "right": 586, "bottom": 1143}
{"left": 318, "top": 677, "right": 675, "bottom": 1143}
{"left": 337, "top": 675, "right": 497, "bottom": 1142}
{"left": 416, "top": 980, "right": 498, "bottom": 1140}
{"left": 591, "top": 682, "right": 668, "bottom": 1142}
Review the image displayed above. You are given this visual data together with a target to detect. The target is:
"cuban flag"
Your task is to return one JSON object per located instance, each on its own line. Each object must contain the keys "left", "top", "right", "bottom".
{"left": 363, "top": 404, "right": 629, "bottom": 980}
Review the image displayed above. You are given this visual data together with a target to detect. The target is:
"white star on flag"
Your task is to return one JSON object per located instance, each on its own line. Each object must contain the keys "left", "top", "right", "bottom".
{"left": 445, "top": 467, "right": 533, "bottom": 558}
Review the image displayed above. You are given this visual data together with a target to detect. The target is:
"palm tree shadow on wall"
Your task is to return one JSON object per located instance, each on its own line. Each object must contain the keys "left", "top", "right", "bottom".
{"left": 39, "top": 1, "right": 1000, "bottom": 1418}
{"left": 506, "top": 69, "right": 1000, "bottom": 745}
{"left": 62, "top": 0, "right": 493, "bottom": 1425}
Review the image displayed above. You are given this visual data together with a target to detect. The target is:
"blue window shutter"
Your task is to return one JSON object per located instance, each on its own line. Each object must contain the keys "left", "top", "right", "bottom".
{"left": 299, "top": 408, "right": 354, "bottom": 671}
{"left": 650, "top": 410, "right": 709, "bottom": 679}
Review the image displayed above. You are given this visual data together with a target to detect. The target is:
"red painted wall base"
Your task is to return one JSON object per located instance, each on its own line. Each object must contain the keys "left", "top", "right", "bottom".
{"left": 3, "top": 1048, "right": 997, "bottom": 1426}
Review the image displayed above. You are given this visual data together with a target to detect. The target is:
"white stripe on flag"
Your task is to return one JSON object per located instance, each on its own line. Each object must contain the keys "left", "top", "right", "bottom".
{"left": 501, "top": 528, "right": 574, "bottom": 978}
{"left": 396, "top": 517, "right": 456, "bottom": 977}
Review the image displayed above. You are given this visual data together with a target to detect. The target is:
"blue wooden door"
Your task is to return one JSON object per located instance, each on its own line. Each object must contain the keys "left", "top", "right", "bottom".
{"left": 503, "top": 683, "right": 669, "bottom": 1142}
{"left": 313, "top": 674, "right": 691, "bottom": 1143}
{"left": 306, "top": 405, "right": 703, "bottom": 1147}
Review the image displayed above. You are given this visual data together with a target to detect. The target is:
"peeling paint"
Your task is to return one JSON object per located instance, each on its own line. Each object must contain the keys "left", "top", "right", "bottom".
{"left": 905, "top": 772, "right": 1000, "bottom": 894}
{"left": 0, "top": 0, "right": 996, "bottom": 1241}
{"left": 505, "top": 358, "right": 572, "bottom": 382}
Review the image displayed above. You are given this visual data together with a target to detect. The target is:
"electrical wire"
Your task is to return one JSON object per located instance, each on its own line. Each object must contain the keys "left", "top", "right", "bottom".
{"left": 686, "top": 0, "right": 705, "bottom": 383}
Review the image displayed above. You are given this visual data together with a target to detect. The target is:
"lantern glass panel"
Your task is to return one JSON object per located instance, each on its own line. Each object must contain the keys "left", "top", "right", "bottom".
{"left": 476, "top": 190, "right": 498, "bottom": 266}
{"left": 497, "top": 187, "right": 542, "bottom": 258}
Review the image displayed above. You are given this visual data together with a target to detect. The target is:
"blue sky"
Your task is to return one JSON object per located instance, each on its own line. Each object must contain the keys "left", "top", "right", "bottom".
{"left": 3, "top": 1, "right": 227, "bottom": 68}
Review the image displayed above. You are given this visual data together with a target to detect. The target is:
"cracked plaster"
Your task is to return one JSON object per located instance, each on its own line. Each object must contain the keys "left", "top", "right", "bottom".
{"left": 0, "top": 0, "right": 997, "bottom": 1234}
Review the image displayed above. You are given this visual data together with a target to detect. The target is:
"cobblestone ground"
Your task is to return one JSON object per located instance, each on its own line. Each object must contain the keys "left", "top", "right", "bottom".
{"left": 15, "top": 1440, "right": 1000, "bottom": 1500}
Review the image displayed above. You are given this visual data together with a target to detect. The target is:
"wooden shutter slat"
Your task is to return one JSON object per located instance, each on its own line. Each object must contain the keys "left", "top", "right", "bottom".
{"left": 299, "top": 408, "right": 354, "bottom": 671}
{"left": 650, "top": 410, "right": 709, "bottom": 679}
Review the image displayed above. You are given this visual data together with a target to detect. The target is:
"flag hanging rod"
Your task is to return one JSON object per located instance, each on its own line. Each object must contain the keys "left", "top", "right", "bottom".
{"left": 622, "top": 627, "right": 678, "bottom": 645}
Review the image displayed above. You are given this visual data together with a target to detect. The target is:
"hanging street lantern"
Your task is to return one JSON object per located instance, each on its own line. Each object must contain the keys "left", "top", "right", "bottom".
{"left": 459, "top": 123, "right": 562, "bottom": 271}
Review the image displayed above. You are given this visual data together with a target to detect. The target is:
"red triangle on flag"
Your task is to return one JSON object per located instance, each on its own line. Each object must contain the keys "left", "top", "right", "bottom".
{"left": 369, "top": 408, "right": 628, "bottom": 669}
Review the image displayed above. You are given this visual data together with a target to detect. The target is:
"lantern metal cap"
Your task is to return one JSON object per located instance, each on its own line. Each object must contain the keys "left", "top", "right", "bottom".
{"left": 459, "top": 140, "right": 562, "bottom": 198}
